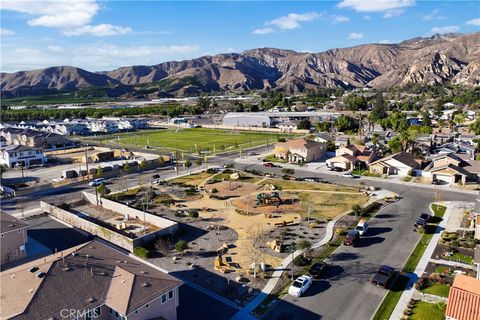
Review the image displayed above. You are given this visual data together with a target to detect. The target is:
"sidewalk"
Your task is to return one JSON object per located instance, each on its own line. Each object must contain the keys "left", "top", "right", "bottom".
{"left": 230, "top": 213, "right": 344, "bottom": 320}
{"left": 388, "top": 202, "right": 457, "bottom": 320}
{"left": 234, "top": 157, "right": 480, "bottom": 195}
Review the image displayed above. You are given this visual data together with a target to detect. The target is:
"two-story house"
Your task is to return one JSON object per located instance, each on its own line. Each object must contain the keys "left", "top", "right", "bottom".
{"left": 274, "top": 138, "right": 326, "bottom": 163}
{"left": 0, "top": 239, "right": 183, "bottom": 320}
{"left": 0, "top": 211, "right": 29, "bottom": 265}
{"left": 0, "top": 145, "right": 46, "bottom": 168}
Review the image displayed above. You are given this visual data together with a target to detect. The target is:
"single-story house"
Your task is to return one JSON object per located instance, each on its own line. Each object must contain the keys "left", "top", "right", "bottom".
{"left": 445, "top": 274, "right": 480, "bottom": 320}
{"left": 327, "top": 144, "right": 377, "bottom": 170}
{"left": 369, "top": 152, "right": 423, "bottom": 176}
{"left": 424, "top": 153, "right": 480, "bottom": 184}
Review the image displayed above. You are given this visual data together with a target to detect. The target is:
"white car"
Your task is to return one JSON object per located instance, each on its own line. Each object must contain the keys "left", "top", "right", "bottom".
{"left": 89, "top": 178, "right": 105, "bottom": 187}
{"left": 341, "top": 173, "right": 355, "bottom": 179}
{"left": 288, "top": 275, "right": 313, "bottom": 297}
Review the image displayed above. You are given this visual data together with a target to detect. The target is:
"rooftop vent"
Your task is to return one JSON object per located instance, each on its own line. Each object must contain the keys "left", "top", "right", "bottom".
{"left": 72, "top": 252, "right": 79, "bottom": 257}
{"left": 9, "top": 224, "right": 15, "bottom": 227}
{"left": 10, "top": 274, "right": 15, "bottom": 279}
{"left": 35, "top": 272, "right": 46, "bottom": 279}
{"left": 139, "top": 270, "right": 148, "bottom": 274}
{"left": 28, "top": 289, "right": 34, "bottom": 293}
{"left": 62, "top": 267, "right": 71, "bottom": 272}
{"left": 28, "top": 267, "right": 39, "bottom": 273}
{"left": 87, "top": 297, "right": 96, "bottom": 303}
{"left": 98, "top": 271, "right": 107, "bottom": 276}
{"left": 141, "top": 282, "right": 150, "bottom": 288}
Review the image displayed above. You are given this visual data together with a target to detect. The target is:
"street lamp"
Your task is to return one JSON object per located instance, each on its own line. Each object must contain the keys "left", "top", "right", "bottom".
{"left": 290, "top": 244, "right": 296, "bottom": 281}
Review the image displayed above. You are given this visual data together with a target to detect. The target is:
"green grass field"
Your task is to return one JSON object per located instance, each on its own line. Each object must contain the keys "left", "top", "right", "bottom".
{"left": 94, "top": 128, "right": 297, "bottom": 153}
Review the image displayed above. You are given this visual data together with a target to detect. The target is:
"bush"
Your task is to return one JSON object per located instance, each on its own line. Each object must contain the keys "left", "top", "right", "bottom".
{"left": 211, "top": 188, "right": 219, "bottom": 194}
{"left": 188, "top": 210, "right": 199, "bottom": 218}
{"left": 175, "top": 240, "right": 188, "bottom": 252}
{"left": 133, "top": 247, "right": 150, "bottom": 259}
{"left": 293, "top": 255, "right": 310, "bottom": 266}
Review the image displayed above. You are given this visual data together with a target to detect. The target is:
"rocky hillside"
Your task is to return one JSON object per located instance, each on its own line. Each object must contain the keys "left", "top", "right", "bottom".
{"left": 1, "top": 33, "right": 479, "bottom": 98}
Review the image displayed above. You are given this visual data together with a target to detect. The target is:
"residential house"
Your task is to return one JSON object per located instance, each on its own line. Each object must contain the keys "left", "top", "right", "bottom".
{"left": 327, "top": 144, "right": 377, "bottom": 171}
{"left": 369, "top": 152, "right": 423, "bottom": 176}
{"left": 313, "top": 132, "right": 333, "bottom": 144}
{"left": 275, "top": 138, "right": 326, "bottom": 163}
{"left": 334, "top": 136, "right": 350, "bottom": 147}
{"left": 0, "top": 145, "right": 45, "bottom": 168}
{"left": 434, "top": 141, "right": 477, "bottom": 159}
{"left": 445, "top": 274, "right": 480, "bottom": 320}
{"left": 0, "top": 239, "right": 182, "bottom": 320}
{"left": 89, "top": 120, "right": 120, "bottom": 134}
{"left": 0, "top": 136, "right": 7, "bottom": 147}
{"left": 0, "top": 211, "right": 28, "bottom": 265}
{"left": 424, "top": 153, "right": 480, "bottom": 184}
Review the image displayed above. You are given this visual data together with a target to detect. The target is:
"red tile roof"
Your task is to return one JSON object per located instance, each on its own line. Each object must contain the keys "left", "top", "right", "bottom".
{"left": 446, "top": 274, "right": 480, "bottom": 320}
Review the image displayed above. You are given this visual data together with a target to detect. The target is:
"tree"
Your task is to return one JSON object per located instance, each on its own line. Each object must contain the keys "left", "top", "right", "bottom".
{"left": 368, "top": 93, "right": 387, "bottom": 124}
{"left": 453, "top": 113, "right": 465, "bottom": 127}
{"left": 335, "top": 115, "right": 356, "bottom": 132}
{"left": 96, "top": 183, "right": 110, "bottom": 196}
{"left": 371, "top": 133, "right": 380, "bottom": 146}
{"left": 297, "top": 119, "right": 312, "bottom": 130}
{"left": 96, "top": 165, "right": 103, "bottom": 178}
{"left": 184, "top": 160, "right": 192, "bottom": 168}
{"left": 352, "top": 204, "right": 362, "bottom": 217}
{"left": 140, "top": 159, "right": 148, "bottom": 170}
{"left": 243, "top": 227, "right": 265, "bottom": 278}
{"left": 297, "top": 239, "right": 312, "bottom": 257}
{"left": 421, "top": 111, "right": 432, "bottom": 127}
{"left": 470, "top": 118, "right": 480, "bottom": 135}
{"left": 175, "top": 240, "right": 188, "bottom": 252}
{"left": 281, "top": 168, "right": 295, "bottom": 175}
{"left": 387, "top": 136, "right": 403, "bottom": 153}
{"left": 123, "top": 162, "right": 130, "bottom": 173}
{"left": 195, "top": 159, "right": 203, "bottom": 166}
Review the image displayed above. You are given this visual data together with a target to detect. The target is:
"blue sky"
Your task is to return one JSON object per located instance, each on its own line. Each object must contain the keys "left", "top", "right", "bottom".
{"left": 1, "top": 0, "right": 479, "bottom": 72}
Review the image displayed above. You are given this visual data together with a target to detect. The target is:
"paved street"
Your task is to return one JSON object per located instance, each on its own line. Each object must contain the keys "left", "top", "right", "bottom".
{"left": 1, "top": 146, "right": 478, "bottom": 320}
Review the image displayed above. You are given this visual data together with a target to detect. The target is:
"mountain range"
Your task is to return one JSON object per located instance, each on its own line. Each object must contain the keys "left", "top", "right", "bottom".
{"left": 1, "top": 32, "right": 479, "bottom": 99}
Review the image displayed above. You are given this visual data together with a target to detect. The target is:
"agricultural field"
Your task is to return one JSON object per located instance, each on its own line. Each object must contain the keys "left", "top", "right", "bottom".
{"left": 91, "top": 128, "right": 298, "bottom": 153}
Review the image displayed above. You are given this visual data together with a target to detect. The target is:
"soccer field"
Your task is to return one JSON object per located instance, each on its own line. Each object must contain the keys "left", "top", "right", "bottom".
{"left": 96, "top": 128, "right": 298, "bottom": 153}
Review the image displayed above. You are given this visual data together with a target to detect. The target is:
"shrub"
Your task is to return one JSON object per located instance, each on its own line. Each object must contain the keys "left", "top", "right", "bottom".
{"left": 292, "top": 255, "right": 310, "bottom": 266}
{"left": 175, "top": 240, "right": 188, "bottom": 252}
{"left": 211, "top": 188, "right": 219, "bottom": 194}
{"left": 133, "top": 247, "right": 150, "bottom": 259}
{"left": 188, "top": 210, "right": 199, "bottom": 218}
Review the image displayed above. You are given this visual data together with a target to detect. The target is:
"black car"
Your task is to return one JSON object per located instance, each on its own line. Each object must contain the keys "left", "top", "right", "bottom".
{"left": 414, "top": 218, "right": 427, "bottom": 231}
{"left": 371, "top": 265, "right": 397, "bottom": 289}
{"left": 343, "top": 229, "right": 360, "bottom": 246}
{"left": 308, "top": 262, "right": 328, "bottom": 279}
{"left": 419, "top": 213, "right": 432, "bottom": 223}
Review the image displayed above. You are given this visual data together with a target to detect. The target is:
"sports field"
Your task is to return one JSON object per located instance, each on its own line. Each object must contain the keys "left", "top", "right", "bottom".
{"left": 95, "top": 128, "right": 298, "bottom": 153}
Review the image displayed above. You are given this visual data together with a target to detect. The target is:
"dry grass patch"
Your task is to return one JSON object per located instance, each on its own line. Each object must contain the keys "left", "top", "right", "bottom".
{"left": 263, "top": 179, "right": 360, "bottom": 193}
{"left": 295, "top": 192, "right": 369, "bottom": 219}
{"left": 170, "top": 172, "right": 213, "bottom": 186}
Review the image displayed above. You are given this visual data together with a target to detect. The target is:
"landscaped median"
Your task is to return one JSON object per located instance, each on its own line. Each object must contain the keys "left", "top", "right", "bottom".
{"left": 371, "top": 203, "right": 447, "bottom": 320}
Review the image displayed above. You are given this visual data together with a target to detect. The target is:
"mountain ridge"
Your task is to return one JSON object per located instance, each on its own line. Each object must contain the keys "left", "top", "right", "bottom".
{"left": 1, "top": 32, "right": 479, "bottom": 98}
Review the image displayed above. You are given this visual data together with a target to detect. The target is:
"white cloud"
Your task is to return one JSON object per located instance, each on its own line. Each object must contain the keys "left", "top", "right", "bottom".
{"left": 47, "top": 45, "right": 64, "bottom": 52}
{"left": 422, "top": 9, "right": 446, "bottom": 21}
{"left": 0, "top": 0, "right": 133, "bottom": 36}
{"left": 383, "top": 9, "right": 404, "bottom": 18}
{"left": 225, "top": 47, "right": 235, "bottom": 53}
{"left": 338, "top": 0, "right": 415, "bottom": 12}
{"left": 363, "top": 15, "right": 371, "bottom": 20}
{"left": 466, "top": 18, "right": 480, "bottom": 26}
{"left": 430, "top": 25, "right": 460, "bottom": 34}
{"left": 1, "top": 0, "right": 99, "bottom": 28}
{"left": 331, "top": 15, "right": 350, "bottom": 24}
{"left": 378, "top": 39, "right": 393, "bottom": 44}
{"left": 252, "top": 27, "right": 276, "bottom": 35}
{"left": 266, "top": 12, "right": 320, "bottom": 30}
{"left": 348, "top": 32, "right": 364, "bottom": 39}
{"left": 0, "top": 28, "right": 15, "bottom": 36}
{"left": 63, "top": 24, "right": 133, "bottom": 36}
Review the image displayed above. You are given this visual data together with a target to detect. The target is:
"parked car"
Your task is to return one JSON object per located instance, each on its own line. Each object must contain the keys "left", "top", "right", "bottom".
{"left": 432, "top": 178, "right": 440, "bottom": 185}
{"left": 328, "top": 166, "right": 343, "bottom": 172}
{"left": 308, "top": 262, "right": 328, "bottom": 279}
{"left": 418, "top": 213, "right": 433, "bottom": 223}
{"left": 341, "top": 173, "right": 355, "bottom": 179}
{"left": 89, "top": 178, "right": 105, "bottom": 187}
{"left": 303, "top": 177, "right": 325, "bottom": 183}
{"left": 247, "top": 151, "right": 257, "bottom": 156}
{"left": 263, "top": 162, "right": 275, "bottom": 167}
{"left": 355, "top": 218, "right": 369, "bottom": 236}
{"left": 414, "top": 218, "right": 427, "bottom": 232}
{"left": 343, "top": 229, "right": 360, "bottom": 246}
{"left": 288, "top": 275, "right": 313, "bottom": 297}
{"left": 371, "top": 265, "right": 398, "bottom": 289}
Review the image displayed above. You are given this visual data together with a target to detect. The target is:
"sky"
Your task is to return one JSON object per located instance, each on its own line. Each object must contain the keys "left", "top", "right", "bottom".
{"left": 1, "top": 0, "right": 479, "bottom": 72}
